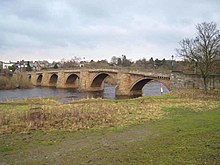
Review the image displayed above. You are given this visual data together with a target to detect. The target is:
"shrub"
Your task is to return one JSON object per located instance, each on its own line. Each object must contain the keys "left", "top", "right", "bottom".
{"left": 0, "top": 76, "right": 15, "bottom": 89}
{"left": 0, "top": 73, "right": 32, "bottom": 90}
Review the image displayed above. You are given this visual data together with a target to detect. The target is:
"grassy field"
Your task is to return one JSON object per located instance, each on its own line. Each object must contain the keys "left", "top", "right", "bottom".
{"left": 0, "top": 90, "right": 219, "bottom": 164}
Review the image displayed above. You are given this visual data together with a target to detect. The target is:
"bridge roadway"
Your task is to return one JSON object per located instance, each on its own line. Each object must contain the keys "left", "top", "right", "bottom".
{"left": 29, "top": 69, "right": 170, "bottom": 96}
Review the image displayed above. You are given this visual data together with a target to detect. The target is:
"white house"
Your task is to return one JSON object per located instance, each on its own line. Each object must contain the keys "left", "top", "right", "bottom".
{"left": 3, "top": 61, "right": 15, "bottom": 69}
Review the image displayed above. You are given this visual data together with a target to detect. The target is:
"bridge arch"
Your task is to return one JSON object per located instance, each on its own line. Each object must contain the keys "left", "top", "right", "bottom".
{"left": 49, "top": 74, "right": 58, "bottom": 86}
{"left": 90, "top": 73, "right": 110, "bottom": 88}
{"left": 36, "top": 74, "right": 43, "bottom": 85}
{"left": 130, "top": 78, "right": 169, "bottom": 96}
{"left": 130, "top": 78, "right": 152, "bottom": 96}
{"left": 65, "top": 74, "right": 79, "bottom": 88}
{"left": 28, "top": 75, "right": 31, "bottom": 81}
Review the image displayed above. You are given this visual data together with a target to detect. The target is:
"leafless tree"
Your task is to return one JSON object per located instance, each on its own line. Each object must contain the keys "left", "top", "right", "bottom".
{"left": 110, "top": 56, "right": 118, "bottom": 65}
{"left": 176, "top": 22, "right": 220, "bottom": 93}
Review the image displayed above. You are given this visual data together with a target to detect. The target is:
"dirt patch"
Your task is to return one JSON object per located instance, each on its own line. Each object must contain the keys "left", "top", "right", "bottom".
{"left": 0, "top": 124, "right": 156, "bottom": 164}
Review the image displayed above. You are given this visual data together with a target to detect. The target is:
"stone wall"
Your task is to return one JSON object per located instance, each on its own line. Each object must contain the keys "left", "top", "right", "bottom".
{"left": 170, "top": 71, "right": 220, "bottom": 90}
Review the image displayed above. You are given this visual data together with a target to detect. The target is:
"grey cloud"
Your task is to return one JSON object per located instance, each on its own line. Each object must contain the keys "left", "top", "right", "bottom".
{"left": 0, "top": 0, "right": 220, "bottom": 61}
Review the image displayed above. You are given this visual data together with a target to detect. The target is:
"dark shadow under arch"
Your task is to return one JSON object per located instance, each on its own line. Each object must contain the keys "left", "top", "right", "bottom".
{"left": 49, "top": 74, "right": 58, "bottom": 85}
{"left": 131, "top": 78, "right": 153, "bottom": 92}
{"left": 37, "top": 75, "right": 43, "bottom": 83}
{"left": 91, "top": 73, "right": 109, "bottom": 87}
{"left": 66, "top": 74, "right": 79, "bottom": 84}
{"left": 130, "top": 78, "right": 170, "bottom": 96}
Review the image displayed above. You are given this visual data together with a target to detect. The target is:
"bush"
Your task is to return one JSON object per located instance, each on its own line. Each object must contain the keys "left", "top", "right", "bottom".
{"left": 0, "top": 73, "right": 32, "bottom": 90}
{"left": 13, "top": 73, "right": 33, "bottom": 89}
{"left": 0, "top": 76, "right": 12, "bottom": 89}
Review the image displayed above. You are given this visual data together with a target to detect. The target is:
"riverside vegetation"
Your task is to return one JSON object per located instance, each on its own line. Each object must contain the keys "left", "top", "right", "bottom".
{"left": 0, "top": 90, "right": 219, "bottom": 164}
{"left": 0, "top": 73, "right": 32, "bottom": 90}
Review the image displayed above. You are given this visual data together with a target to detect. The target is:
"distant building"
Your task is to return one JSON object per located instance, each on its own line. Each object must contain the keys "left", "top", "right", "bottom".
{"left": 3, "top": 61, "right": 16, "bottom": 70}
{"left": 34, "top": 61, "right": 50, "bottom": 70}
{"left": 14, "top": 60, "right": 34, "bottom": 71}
{"left": 29, "top": 61, "right": 37, "bottom": 71}
{"left": 1, "top": 60, "right": 38, "bottom": 72}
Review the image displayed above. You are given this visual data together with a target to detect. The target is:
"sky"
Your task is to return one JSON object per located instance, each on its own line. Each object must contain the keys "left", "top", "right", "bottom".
{"left": 0, "top": 0, "right": 220, "bottom": 62}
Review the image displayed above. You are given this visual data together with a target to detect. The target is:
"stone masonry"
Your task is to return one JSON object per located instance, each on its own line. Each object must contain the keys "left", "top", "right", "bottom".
{"left": 29, "top": 69, "right": 170, "bottom": 96}
{"left": 170, "top": 71, "right": 220, "bottom": 91}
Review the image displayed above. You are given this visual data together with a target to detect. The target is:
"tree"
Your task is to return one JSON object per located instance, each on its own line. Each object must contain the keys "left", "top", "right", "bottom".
{"left": 110, "top": 56, "right": 118, "bottom": 65}
{"left": 135, "top": 58, "right": 148, "bottom": 68}
{"left": 176, "top": 22, "right": 220, "bottom": 93}
{"left": 149, "top": 57, "right": 154, "bottom": 68}
{"left": 154, "top": 58, "right": 162, "bottom": 68}
{"left": 117, "top": 58, "right": 122, "bottom": 66}
{"left": 121, "top": 55, "right": 131, "bottom": 67}
{"left": 162, "top": 58, "right": 166, "bottom": 65}
{"left": 26, "top": 61, "right": 32, "bottom": 71}
{"left": 8, "top": 65, "right": 16, "bottom": 72}
{"left": 54, "top": 63, "right": 58, "bottom": 69}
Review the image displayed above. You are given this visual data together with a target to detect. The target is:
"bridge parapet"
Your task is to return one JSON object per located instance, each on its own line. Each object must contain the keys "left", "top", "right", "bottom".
{"left": 128, "top": 71, "right": 170, "bottom": 79}
{"left": 87, "top": 69, "right": 118, "bottom": 73}
{"left": 63, "top": 70, "right": 80, "bottom": 73}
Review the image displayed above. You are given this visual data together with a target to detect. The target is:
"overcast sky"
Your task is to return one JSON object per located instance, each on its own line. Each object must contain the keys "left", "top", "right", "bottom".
{"left": 0, "top": 0, "right": 220, "bottom": 62}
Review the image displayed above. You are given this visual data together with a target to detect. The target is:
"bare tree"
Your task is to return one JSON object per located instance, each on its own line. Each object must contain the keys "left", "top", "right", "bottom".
{"left": 176, "top": 22, "right": 220, "bottom": 93}
{"left": 110, "top": 56, "right": 118, "bottom": 65}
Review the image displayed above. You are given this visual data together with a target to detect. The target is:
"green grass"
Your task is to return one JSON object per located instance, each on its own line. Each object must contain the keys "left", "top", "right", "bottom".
{"left": 0, "top": 90, "right": 220, "bottom": 164}
{"left": 127, "top": 107, "right": 220, "bottom": 164}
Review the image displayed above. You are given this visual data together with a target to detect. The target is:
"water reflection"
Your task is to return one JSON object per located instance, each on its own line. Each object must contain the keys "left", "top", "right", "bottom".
{"left": 143, "top": 81, "right": 169, "bottom": 96}
{"left": 0, "top": 82, "right": 169, "bottom": 102}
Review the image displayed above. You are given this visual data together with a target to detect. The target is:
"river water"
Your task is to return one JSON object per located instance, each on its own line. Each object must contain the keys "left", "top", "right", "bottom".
{"left": 0, "top": 82, "right": 169, "bottom": 102}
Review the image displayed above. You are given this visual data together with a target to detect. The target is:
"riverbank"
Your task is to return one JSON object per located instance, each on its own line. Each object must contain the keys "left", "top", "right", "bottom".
{"left": 0, "top": 74, "right": 32, "bottom": 90}
{"left": 0, "top": 90, "right": 220, "bottom": 164}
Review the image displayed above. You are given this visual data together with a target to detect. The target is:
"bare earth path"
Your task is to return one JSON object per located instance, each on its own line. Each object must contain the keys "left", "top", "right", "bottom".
{"left": 1, "top": 124, "right": 156, "bottom": 165}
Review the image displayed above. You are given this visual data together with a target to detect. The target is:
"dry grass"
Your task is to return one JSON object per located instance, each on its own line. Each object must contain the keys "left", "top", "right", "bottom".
{"left": 0, "top": 98, "right": 167, "bottom": 133}
{"left": 0, "top": 73, "right": 32, "bottom": 90}
{"left": 0, "top": 89, "right": 219, "bottom": 134}
{"left": 172, "top": 88, "right": 220, "bottom": 100}
{"left": 0, "top": 76, "right": 17, "bottom": 89}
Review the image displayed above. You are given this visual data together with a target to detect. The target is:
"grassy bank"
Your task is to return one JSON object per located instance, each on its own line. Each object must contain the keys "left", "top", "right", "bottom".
{"left": 0, "top": 90, "right": 219, "bottom": 134}
{"left": 0, "top": 90, "right": 220, "bottom": 164}
{"left": 0, "top": 73, "right": 32, "bottom": 90}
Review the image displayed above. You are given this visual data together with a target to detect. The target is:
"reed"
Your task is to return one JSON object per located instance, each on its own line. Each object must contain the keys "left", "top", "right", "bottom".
{"left": 0, "top": 73, "right": 32, "bottom": 90}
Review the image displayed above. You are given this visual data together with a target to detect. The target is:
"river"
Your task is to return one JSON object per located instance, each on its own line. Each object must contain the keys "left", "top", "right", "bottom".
{"left": 0, "top": 82, "right": 169, "bottom": 102}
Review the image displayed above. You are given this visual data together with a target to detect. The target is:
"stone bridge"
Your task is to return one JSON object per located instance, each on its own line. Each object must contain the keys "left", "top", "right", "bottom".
{"left": 29, "top": 69, "right": 170, "bottom": 96}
